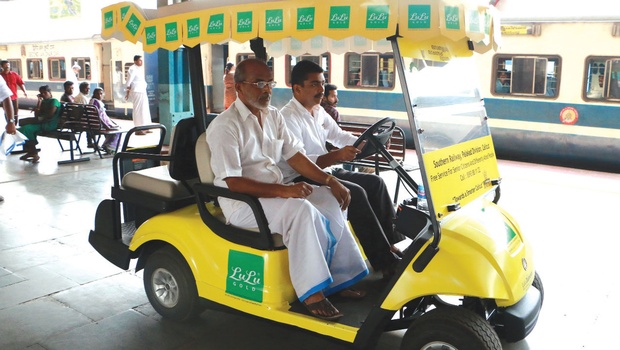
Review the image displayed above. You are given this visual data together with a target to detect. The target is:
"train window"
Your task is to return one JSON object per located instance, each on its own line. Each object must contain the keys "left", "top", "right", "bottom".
{"left": 285, "top": 53, "right": 330, "bottom": 86}
{"left": 493, "top": 54, "right": 560, "bottom": 98}
{"left": 71, "top": 57, "right": 91, "bottom": 80}
{"left": 584, "top": 56, "right": 620, "bottom": 102}
{"left": 48, "top": 57, "right": 66, "bottom": 80}
{"left": 27, "top": 59, "right": 43, "bottom": 80}
{"left": 345, "top": 53, "right": 395, "bottom": 89}
{"left": 6, "top": 59, "right": 22, "bottom": 77}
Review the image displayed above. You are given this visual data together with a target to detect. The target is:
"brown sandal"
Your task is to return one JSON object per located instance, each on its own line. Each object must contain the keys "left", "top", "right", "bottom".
{"left": 303, "top": 298, "right": 343, "bottom": 321}
{"left": 338, "top": 288, "right": 367, "bottom": 299}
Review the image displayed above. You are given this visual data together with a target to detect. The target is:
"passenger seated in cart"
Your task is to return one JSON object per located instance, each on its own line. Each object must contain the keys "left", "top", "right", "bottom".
{"left": 206, "top": 58, "right": 369, "bottom": 321}
{"left": 279, "top": 60, "right": 402, "bottom": 278}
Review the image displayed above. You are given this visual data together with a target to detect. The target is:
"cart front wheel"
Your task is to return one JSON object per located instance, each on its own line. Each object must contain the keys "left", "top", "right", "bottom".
{"left": 144, "top": 246, "right": 204, "bottom": 321}
{"left": 401, "top": 306, "right": 501, "bottom": 350}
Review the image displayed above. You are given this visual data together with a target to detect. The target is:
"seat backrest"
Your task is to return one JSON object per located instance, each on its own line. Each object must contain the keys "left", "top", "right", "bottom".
{"left": 195, "top": 131, "right": 215, "bottom": 184}
{"left": 168, "top": 117, "right": 200, "bottom": 181}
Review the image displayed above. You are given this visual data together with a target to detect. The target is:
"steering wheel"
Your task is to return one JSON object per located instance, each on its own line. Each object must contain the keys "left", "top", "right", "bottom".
{"left": 352, "top": 117, "right": 396, "bottom": 160}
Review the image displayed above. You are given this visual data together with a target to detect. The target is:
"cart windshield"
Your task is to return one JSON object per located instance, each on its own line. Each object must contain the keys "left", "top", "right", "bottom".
{"left": 401, "top": 56, "right": 500, "bottom": 220}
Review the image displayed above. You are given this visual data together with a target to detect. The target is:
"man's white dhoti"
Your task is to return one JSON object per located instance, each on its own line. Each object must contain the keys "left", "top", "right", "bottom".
{"left": 129, "top": 91, "right": 151, "bottom": 127}
{"left": 223, "top": 186, "right": 369, "bottom": 302}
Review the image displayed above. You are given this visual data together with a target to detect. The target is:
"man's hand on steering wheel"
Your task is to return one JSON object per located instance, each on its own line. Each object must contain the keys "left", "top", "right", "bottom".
{"left": 337, "top": 145, "right": 360, "bottom": 162}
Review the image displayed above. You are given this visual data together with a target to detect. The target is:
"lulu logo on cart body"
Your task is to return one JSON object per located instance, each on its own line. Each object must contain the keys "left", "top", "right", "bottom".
{"left": 265, "top": 9, "right": 284, "bottom": 31}
{"left": 104, "top": 11, "right": 114, "bottom": 29}
{"left": 145, "top": 26, "right": 157, "bottom": 45}
{"left": 187, "top": 18, "right": 200, "bottom": 38}
{"left": 126, "top": 14, "right": 141, "bottom": 36}
{"left": 226, "top": 251, "right": 264, "bottom": 302}
{"left": 165, "top": 22, "right": 178, "bottom": 42}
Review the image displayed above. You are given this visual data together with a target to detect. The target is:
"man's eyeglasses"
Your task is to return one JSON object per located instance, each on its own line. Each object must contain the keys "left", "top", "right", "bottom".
{"left": 242, "top": 81, "right": 277, "bottom": 89}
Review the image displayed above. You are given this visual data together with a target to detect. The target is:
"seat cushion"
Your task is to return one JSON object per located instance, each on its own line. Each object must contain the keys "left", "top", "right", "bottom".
{"left": 122, "top": 165, "right": 197, "bottom": 199}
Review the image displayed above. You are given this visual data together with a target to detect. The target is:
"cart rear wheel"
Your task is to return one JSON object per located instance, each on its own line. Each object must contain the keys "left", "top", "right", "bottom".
{"left": 401, "top": 306, "right": 501, "bottom": 350}
{"left": 143, "top": 246, "right": 204, "bottom": 321}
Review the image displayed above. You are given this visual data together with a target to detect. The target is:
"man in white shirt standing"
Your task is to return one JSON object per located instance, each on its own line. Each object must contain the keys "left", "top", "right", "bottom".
{"left": 125, "top": 55, "right": 152, "bottom": 135}
{"left": 1, "top": 75, "right": 16, "bottom": 201}
{"left": 206, "top": 59, "right": 368, "bottom": 321}
{"left": 279, "top": 60, "right": 403, "bottom": 278}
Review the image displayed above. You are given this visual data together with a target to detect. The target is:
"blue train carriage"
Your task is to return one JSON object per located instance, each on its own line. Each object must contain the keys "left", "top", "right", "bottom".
{"left": 477, "top": 16, "right": 620, "bottom": 172}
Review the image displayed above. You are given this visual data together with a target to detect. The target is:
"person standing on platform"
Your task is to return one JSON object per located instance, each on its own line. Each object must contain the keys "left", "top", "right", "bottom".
{"left": 125, "top": 55, "right": 152, "bottom": 135}
{"left": 223, "top": 62, "right": 236, "bottom": 110}
{"left": 66, "top": 64, "right": 81, "bottom": 93}
{"left": 1, "top": 75, "right": 16, "bottom": 201}
{"left": 0, "top": 60, "right": 27, "bottom": 125}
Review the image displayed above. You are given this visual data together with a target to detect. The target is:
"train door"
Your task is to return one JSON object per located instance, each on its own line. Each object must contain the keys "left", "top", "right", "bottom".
{"left": 98, "top": 42, "right": 114, "bottom": 105}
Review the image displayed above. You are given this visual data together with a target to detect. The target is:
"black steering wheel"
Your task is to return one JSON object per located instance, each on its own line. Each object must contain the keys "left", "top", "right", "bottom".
{"left": 352, "top": 117, "right": 396, "bottom": 160}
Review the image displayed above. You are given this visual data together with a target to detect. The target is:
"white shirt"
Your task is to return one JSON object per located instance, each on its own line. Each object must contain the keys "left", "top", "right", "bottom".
{"left": 279, "top": 98, "right": 357, "bottom": 183}
{"left": 74, "top": 92, "right": 89, "bottom": 105}
{"left": 126, "top": 64, "right": 147, "bottom": 93}
{"left": 0, "top": 75, "right": 11, "bottom": 102}
{"left": 207, "top": 99, "right": 303, "bottom": 190}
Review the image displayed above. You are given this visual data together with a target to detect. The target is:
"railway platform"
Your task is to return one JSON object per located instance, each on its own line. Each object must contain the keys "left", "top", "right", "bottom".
{"left": 1, "top": 116, "right": 619, "bottom": 349}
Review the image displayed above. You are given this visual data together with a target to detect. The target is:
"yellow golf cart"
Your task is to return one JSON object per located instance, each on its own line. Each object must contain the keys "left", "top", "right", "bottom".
{"left": 90, "top": 1, "right": 542, "bottom": 349}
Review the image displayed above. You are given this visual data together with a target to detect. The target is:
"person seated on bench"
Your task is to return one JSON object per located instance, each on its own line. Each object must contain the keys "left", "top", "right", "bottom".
{"left": 90, "top": 88, "right": 120, "bottom": 155}
{"left": 279, "top": 61, "right": 404, "bottom": 278}
{"left": 18, "top": 85, "right": 62, "bottom": 163}
{"left": 206, "top": 59, "right": 368, "bottom": 321}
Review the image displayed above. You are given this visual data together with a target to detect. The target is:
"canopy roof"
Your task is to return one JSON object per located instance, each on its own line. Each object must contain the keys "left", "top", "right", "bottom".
{"left": 102, "top": 0, "right": 500, "bottom": 60}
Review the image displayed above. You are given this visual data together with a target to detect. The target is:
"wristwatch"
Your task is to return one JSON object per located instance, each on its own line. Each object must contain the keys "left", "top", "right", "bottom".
{"left": 7, "top": 118, "right": 15, "bottom": 124}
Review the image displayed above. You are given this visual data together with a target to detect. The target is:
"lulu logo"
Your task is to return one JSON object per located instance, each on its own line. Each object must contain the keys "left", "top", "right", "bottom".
{"left": 297, "top": 7, "right": 315, "bottom": 30}
{"left": 145, "top": 26, "right": 157, "bottom": 45}
{"left": 126, "top": 14, "right": 141, "bottom": 36}
{"left": 366, "top": 5, "right": 389, "bottom": 29}
{"left": 120, "top": 6, "right": 129, "bottom": 21}
{"left": 208, "top": 13, "right": 224, "bottom": 34}
{"left": 265, "top": 9, "right": 283, "bottom": 31}
{"left": 237, "top": 11, "right": 252, "bottom": 33}
{"left": 329, "top": 6, "right": 350, "bottom": 29}
{"left": 445, "top": 6, "right": 460, "bottom": 30}
{"left": 165, "top": 22, "right": 178, "bottom": 42}
{"left": 226, "top": 251, "right": 264, "bottom": 303}
{"left": 467, "top": 9, "right": 481, "bottom": 32}
{"left": 187, "top": 18, "right": 200, "bottom": 38}
{"left": 104, "top": 11, "right": 114, "bottom": 29}
{"left": 408, "top": 4, "right": 431, "bottom": 29}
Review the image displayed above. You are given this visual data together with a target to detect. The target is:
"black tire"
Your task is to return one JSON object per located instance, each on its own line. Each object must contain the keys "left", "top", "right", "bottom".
{"left": 401, "top": 306, "right": 501, "bottom": 350}
{"left": 143, "top": 246, "right": 204, "bottom": 321}
{"left": 532, "top": 271, "right": 544, "bottom": 305}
